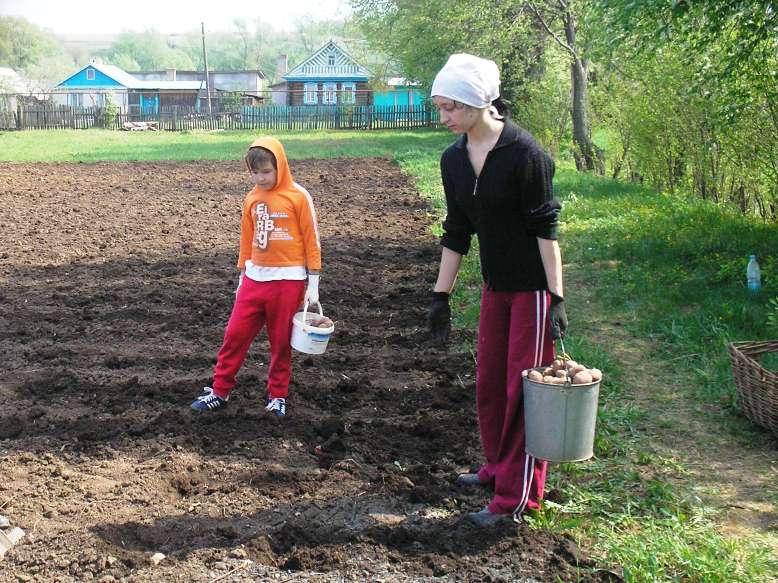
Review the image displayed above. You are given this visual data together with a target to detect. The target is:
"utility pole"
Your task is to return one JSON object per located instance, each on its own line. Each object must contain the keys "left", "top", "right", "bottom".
{"left": 201, "top": 22, "right": 212, "bottom": 114}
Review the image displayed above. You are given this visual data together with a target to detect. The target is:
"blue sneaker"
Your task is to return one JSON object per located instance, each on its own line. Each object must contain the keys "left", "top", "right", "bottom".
{"left": 190, "top": 387, "right": 228, "bottom": 412}
{"left": 265, "top": 397, "right": 286, "bottom": 418}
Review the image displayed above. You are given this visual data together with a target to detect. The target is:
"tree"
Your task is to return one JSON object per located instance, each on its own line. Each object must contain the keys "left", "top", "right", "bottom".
{"left": 526, "top": 0, "right": 604, "bottom": 173}
{"left": 0, "top": 16, "right": 59, "bottom": 70}
{"left": 351, "top": 0, "right": 539, "bottom": 102}
{"left": 101, "top": 30, "right": 195, "bottom": 70}
{"left": 351, "top": 0, "right": 603, "bottom": 172}
{"left": 590, "top": 0, "right": 778, "bottom": 217}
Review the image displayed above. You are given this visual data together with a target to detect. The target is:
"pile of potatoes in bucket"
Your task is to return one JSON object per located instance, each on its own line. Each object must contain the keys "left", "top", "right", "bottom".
{"left": 526, "top": 358, "right": 603, "bottom": 385}
{"left": 306, "top": 314, "right": 334, "bottom": 329}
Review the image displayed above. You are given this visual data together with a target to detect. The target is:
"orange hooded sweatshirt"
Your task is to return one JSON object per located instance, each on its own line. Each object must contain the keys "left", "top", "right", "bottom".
{"left": 238, "top": 137, "right": 321, "bottom": 272}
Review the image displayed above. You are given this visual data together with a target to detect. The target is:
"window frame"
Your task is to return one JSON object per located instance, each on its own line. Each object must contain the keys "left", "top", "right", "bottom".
{"left": 322, "top": 82, "right": 337, "bottom": 105}
{"left": 303, "top": 82, "right": 318, "bottom": 104}
{"left": 86, "top": 68, "right": 95, "bottom": 81}
{"left": 340, "top": 82, "right": 356, "bottom": 104}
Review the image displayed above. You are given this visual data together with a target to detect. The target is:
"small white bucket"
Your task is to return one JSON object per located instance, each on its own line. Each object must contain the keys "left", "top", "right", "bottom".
{"left": 291, "top": 303, "right": 335, "bottom": 355}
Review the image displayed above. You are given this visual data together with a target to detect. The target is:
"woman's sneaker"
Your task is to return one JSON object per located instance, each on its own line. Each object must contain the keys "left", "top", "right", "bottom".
{"left": 190, "top": 387, "right": 228, "bottom": 412}
{"left": 265, "top": 397, "right": 286, "bottom": 418}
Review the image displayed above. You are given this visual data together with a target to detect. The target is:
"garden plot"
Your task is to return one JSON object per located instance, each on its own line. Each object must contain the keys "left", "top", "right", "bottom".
{"left": 0, "top": 159, "right": 604, "bottom": 582}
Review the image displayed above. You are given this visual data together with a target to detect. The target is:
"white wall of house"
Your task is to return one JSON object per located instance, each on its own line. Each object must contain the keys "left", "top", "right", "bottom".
{"left": 132, "top": 70, "right": 264, "bottom": 93}
{"left": 50, "top": 90, "right": 128, "bottom": 111}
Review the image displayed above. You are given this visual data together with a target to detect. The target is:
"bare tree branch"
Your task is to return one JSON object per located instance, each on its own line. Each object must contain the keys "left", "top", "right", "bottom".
{"left": 525, "top": 0, "right": 578, "bottom": 58}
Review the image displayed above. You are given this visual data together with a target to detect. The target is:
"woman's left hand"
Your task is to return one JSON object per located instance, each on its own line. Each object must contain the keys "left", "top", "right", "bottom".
{"left": 549, "top": 293, "right": 568, "bottom": 339}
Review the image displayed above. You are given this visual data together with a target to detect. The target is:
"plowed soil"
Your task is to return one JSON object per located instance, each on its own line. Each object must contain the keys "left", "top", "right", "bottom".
{"left": 0, "top": 159, "right": 603, "bottom": 582}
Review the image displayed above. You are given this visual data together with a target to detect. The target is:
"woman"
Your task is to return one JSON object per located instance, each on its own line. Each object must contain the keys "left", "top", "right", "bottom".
{"left": 427, "top": 53, "right": 568, "bottom": 526}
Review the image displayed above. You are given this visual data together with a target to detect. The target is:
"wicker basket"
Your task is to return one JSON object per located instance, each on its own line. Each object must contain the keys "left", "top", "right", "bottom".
{"left": 727, "top": 341, "right": 778, "bottom": 435}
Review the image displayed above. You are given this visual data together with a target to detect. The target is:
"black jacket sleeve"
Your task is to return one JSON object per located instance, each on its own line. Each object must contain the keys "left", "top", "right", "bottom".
{"left": 522, "top": 147, "right": 561, "bottom": 240}
{"left": 439, "top": 155, "right": 475, "bottom": 254}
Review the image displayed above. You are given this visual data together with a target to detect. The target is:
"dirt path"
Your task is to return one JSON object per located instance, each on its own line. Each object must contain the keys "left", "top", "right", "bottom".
{"left": 0, "top": 160, "right": 605, "bottom": 582}
{"left": 566, "top": 263, "right": 778, "bottom": 557}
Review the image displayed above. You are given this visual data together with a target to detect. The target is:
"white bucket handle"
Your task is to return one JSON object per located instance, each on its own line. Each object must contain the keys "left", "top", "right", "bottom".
{"left": 301, "top": 301, "right": 328, "bottom": 333}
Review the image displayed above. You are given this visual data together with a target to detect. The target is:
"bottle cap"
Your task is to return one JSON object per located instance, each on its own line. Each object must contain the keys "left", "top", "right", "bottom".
{"left": 749, "top": 254, "right": 756, "bottom": 260}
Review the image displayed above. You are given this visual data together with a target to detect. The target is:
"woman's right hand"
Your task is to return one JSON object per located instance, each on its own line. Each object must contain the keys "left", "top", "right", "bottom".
{"left": 427, "top": 292, "right": 452, "bottom": 344}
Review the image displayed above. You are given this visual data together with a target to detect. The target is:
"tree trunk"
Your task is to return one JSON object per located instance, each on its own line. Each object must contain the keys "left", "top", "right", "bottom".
{"left": 564, "top": 9, "right": 604, "bottom": 174}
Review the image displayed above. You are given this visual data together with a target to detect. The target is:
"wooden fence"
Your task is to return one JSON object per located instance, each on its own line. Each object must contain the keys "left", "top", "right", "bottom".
{"left": 1, "top": 104, "right": 439, "bottom": 131}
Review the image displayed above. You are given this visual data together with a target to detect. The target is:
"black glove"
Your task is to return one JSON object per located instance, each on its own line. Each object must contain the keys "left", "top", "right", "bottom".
{"left": 427, "top": 292, "right": 451, "bottom": 344}
{"left": 549, "top": 292, "right": 568, "bottom": 340}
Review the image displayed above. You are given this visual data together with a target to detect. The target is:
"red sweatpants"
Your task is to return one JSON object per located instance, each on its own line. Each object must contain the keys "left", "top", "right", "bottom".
{"left": 211, "top": 278, "right": 304, "bottom": 400}
{"left": 475, "top": 288, "right": 555, "bottom": 516}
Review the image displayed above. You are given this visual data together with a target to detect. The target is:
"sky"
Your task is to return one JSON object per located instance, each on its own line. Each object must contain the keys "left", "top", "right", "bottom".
{"left": 1, "top": 0, "right": 352, "bottom": 34}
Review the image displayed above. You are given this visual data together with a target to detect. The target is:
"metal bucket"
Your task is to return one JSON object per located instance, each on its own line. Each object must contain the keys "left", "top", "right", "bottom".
{"left": 523, "top": 367, "right": 600, "bottom": 462}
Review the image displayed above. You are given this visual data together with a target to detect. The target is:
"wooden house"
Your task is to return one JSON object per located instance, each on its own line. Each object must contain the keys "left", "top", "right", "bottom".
{"left": 54, "top": 61, "right": 205, "bottom": 114}
{"left": 280, "top": 41, "right": 372, "bottom": 106}
{"left": 131, "top": 68, "right": 266, "bottom": 104}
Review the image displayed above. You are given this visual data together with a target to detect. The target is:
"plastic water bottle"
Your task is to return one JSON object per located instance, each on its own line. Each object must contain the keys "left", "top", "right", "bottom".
{"left": 747, "top": 254, "right": 761, "bottom": 292}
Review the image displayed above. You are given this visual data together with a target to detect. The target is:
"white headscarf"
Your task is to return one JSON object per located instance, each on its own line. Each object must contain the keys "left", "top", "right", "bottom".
{"left": 431, "top": 53, "right": 501, "bottom": 109}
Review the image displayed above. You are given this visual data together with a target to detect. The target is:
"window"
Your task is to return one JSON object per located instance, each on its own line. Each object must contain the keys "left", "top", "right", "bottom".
{"left": 68, "top": 93, "right": 82, "bottom": 107}
{"left": 341, "top": 82, "right": 355, "bottom": 104}
{"left": 328, "top": 54, "right": 335, "bottom": 66}
{"left": 303, "top": 83, "right": 318, "bottom": 104}
{"left": 323, "top": 83, "right": 337, "bottom": 105}
{"left": 86, "top": 68, "right": 95, "bottom": 81}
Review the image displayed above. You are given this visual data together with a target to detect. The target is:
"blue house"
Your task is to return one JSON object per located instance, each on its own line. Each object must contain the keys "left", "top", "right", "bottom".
{"left": 373, "top": 77, "right": 424, "bottom": 108}
{"left": 279, "top": 40, "right": 372, "bottom": 106}
{"left": 54, "top": 61, "right": 205, "bottom": 114}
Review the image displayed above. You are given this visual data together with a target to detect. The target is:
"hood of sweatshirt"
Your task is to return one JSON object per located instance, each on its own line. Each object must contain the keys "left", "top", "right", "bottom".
{"left": 248, "top": 136, "right": 294, "bottom": 194}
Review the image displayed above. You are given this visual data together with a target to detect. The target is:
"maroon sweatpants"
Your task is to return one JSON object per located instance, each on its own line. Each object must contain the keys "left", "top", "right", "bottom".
{"left": 475, "top": 288, "right": 555, "bottom": 516}
{"left": 211, "top": 278, "right": 304, "bottom": 400}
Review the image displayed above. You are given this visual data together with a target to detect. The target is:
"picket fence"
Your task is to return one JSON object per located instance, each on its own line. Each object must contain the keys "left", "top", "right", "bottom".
{"left": 1, "top": 104, "right": 439, "bottom": 131}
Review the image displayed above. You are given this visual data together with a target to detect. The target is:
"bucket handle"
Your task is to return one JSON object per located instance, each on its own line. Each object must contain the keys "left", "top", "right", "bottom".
{"left": 557, "top": 338, "right": 574, "bottom": 388}
{"left": 301, "top": 301, "right": 325, "bottom": 332}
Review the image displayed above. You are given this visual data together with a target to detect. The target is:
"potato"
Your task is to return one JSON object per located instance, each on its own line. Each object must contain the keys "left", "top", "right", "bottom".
{"left": 563, "top": 360, "right": 579, "bottom": 371}
{"left": 527, "top": 370, "right": 543, "bottom": 382}
{"left": 542, "top": 375, "right": 556, "bottom": 384}
{"left": 554, "top": 369, "right": 568, "bottom": 379}
{"left": 542, "top": 367, "right": 554, "bottom": 376}
{"left": 551, "top": 359, "right": 565, "bottom": 371}
{"left": 548, "top": 376, "right": 566, "bottom": 384}
{"left": 572, "top": 370, "right": 593, "bottom": 385}
{"left": 589, "top": 368, "right": 602, "bottom": 382}
{"left": 569, "top": 364, "right": 586, "bottom": 376}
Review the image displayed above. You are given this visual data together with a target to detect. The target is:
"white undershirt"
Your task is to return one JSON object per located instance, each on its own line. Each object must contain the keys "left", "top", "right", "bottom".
{"left": 244, "top": 259, "right": 307, "bottom": 282}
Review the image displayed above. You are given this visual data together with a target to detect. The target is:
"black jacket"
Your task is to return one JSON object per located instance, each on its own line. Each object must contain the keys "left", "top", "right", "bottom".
{"left": 440, "top": 119, "right": 561, "bottom": 292}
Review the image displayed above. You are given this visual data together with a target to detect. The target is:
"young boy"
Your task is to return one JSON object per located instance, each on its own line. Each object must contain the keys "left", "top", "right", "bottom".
{"left": 190, "top": 136, "right": 321, "bottom": 418}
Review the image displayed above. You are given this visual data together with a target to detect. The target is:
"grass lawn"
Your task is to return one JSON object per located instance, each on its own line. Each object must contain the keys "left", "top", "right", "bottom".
{"left": 3, "top": 128, "right": 777, "bottom": 582}
{"left": 0, "top": 127, "right": 452, "bottom": 162}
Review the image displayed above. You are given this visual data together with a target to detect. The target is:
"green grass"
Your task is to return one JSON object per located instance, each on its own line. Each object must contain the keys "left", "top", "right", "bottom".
{"left": 558, "top": 171, "right": 777, "bottom": 405}
{"left": 0, "top": 128, "right": 452, "bottom": 162}
{"left": 4, "top": 128, "right": 777, "bottom": 581}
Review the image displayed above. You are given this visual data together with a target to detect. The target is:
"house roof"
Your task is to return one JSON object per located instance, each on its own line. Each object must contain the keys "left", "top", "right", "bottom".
{"left": 57, "top": 62, "right": 205, "bottom": 90}
{"left": 132, "top": 69, "right": 266, "bottom": 78}
{"left": 284, "top": 40, "right": 370, "bottom": 82}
